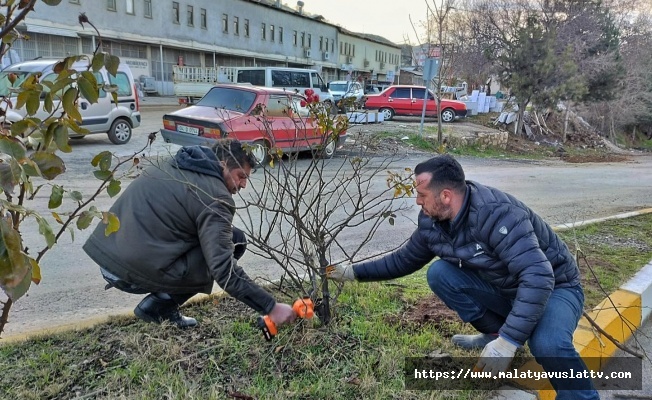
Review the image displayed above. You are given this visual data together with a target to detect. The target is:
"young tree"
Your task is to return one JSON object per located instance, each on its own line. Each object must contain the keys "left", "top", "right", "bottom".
{"left": 0, "top": 1, "right": 143, "bottom": 336}
{"left": 234, "top": 96, "right": 415, "bottom": 325}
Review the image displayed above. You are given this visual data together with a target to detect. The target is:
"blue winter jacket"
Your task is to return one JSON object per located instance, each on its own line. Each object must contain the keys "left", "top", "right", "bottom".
{"left": 352, "top": 181, "right": 581, "bottom": 346}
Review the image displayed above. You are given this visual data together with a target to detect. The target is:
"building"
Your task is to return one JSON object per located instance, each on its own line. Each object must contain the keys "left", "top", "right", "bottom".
{"left": 8, "top": 0, "right": 401, "bottom": 94}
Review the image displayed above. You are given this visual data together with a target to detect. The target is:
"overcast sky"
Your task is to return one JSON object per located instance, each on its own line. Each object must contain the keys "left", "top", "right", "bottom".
{"left": 302, "top": 0, "right": 429, "bottom": 44}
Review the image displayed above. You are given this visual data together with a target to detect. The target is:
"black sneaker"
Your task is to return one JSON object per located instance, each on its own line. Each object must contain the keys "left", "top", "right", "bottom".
{"left": 134, "top": 294, "right": 198, "bottom": 328}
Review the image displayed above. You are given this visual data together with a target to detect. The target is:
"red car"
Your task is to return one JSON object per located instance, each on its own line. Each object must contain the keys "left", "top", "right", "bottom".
{"left": 161, "top": 84, "right": 347, "bottom": 164}
{"left": 363, "top": 85, "right": 467, "bottom": 122}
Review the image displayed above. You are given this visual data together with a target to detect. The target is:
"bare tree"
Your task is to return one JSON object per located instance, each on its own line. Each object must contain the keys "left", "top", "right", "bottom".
{"left": 232, "top": 100, "right": 416, "bottom": 325}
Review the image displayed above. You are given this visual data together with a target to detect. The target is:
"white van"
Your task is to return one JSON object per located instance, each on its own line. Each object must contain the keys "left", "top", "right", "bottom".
{"left": 0, "top": 59, "right": 141, "bottom": 145}
{"left": 234, "top": 67, "right": 334, "bottom": 107}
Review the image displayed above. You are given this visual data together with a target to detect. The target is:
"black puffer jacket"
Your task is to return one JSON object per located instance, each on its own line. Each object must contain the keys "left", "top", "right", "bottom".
{"left": 83, "top": 146, "right": 276, "bottom": 315}
{"left": 353, "top": 181, "right": 580, "bottom": 345}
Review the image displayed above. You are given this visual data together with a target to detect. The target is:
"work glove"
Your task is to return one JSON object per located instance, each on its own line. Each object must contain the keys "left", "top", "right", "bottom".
{"left": 325, "top": 261, "right": 356, "bottom": 282}
{"left": 474, "top": 336, "right": 518, "bottom": 376}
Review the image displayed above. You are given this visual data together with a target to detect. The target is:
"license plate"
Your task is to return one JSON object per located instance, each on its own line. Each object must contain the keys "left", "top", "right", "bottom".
{"left": 177, "top": 125, "right": 199, "bottom": 135}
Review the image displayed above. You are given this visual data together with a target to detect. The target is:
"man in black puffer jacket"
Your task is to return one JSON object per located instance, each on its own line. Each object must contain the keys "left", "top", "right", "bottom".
{"left": 327, "top": 155, "right": 598, "bottom": 400}
{"left": 83, "top": 139, "right": 296, "bottom": 329}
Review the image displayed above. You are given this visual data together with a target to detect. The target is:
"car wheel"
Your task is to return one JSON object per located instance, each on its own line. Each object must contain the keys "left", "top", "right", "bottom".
{"left": 441, "top": 108, "right": 456, "bottom": 123}
{"left": 318, "top": 135, "right": 337, "bottom": 159}
{"left": 380, "top": 107, "right": 394, "bottom": 121}
{"left": 108, "top": 119, "right": 132, "bottom": 145}
{"left": 250, "top": 139, "right": 270, "bottom": 166}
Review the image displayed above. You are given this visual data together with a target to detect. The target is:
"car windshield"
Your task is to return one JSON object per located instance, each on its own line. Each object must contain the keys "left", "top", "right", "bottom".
{"left": 0, "top": 71, "right": 32, "bottom": 97}
{"left": 196, "top": 87, "right": 257, "bottom": 112}
{"left": 329, "top": 83, "right": 349, "bottom": 92}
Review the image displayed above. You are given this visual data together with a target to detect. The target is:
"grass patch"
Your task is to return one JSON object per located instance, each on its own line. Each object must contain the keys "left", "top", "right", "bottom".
{"left": 1, "top": 214, "right": 651, "bottom": 399}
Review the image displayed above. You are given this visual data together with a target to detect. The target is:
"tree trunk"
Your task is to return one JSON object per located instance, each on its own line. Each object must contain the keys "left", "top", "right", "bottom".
{"left": 563, "top": 106, "right": 570, "bottom": 143}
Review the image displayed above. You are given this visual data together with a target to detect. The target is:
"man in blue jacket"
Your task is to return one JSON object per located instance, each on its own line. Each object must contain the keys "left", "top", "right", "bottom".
{"left": 84, "top": 140, "right": 296, "bottom": 330}
{"left": 327, "top": 154, "right": 598, "bottom": 399}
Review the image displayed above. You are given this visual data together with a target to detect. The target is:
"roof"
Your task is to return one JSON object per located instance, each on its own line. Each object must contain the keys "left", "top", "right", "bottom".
{"left": 244, "top": 0, "right": 400, "bottom": 49}
{"left": 210, "top": 83, "right": 307, "bottom": 97}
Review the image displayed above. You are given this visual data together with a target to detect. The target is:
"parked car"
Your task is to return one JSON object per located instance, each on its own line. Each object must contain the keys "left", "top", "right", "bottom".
{"left": 328, "top": 80, "right": 365, "bottom": 106}
{"left": 362, "top": 85, "right": 467, "bottom": 122}
{"left": 160, "top": 84, "right": 348, "bottom": 164}
{"left": 0, "top": 59, "right": 141, "bottom": 144}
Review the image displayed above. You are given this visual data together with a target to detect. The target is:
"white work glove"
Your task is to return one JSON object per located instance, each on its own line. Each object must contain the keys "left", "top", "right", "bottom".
{"left": 474, "top": 336, "right": 518, "bottom": 375}
{"left": 325, "top": 261, "right": 356, "bottom": 282}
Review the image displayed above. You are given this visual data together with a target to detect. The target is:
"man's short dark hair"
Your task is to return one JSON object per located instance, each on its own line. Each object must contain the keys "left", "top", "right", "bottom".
{"left": 414, "top": 154, "right": 466, "bottom": 193}
{"left": 211, "top": 139, "right": 257, "bottom": 170}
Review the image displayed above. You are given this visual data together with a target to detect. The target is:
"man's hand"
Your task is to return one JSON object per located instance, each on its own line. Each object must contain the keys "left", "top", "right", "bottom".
{"left": 325, "top": 261, "right": 356, "bottom": 282}
{"left": 268, "top": 303, "right": 297, "bottom": 327}
{"left": 474, "top": 336, "right": 517, "bottom": 375}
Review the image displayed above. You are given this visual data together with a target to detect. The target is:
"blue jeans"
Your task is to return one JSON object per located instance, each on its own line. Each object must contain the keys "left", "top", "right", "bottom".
{"left": 426, "top": 260, "right": 599, "bottom": 400}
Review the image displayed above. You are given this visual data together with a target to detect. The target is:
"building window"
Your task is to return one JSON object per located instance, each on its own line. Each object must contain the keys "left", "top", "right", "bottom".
{"left": 352, "top": 44, "right": 355, "bottom": 57}
{"left": 200, "top": 8, "right": 206, "bottom": 29}
{"left": 172, "top": 2, "right": 179, "bottom": 24}
{"left": 107, "top": 0, "right": 116, "bottom": 11}
{"left": 270, "top": 25, "right": 275, "bottom": 42}
{"left": 319, "top": 36, "right": 323, "bottom": 51}
{"left": 125, "top": 0, "right": 134, "bottom": 14}
{"left": 293, "top": 30, "right": 297, "bottom": 46}
{"left": 144, "top": 0, "right": 152, "bottom": 18}
{"left": 301, "top": 32, "right": 305, "bottom": 47}
{"left": 187, "top": 6, "right": 194, "bottom": 26}
{"left": 279, "top": 27, "right": 283, "bottom": 43}
{"left": 261, "top": 23, "right": 266, "bottom": 40}
{"left": 244, "top": 19, "right": 249, "bottom": 37}
{"left": 222, "top": 14, "right": 228, "bottom": 33}
{"left": 307, "top": 34, "right": 311, "bottom": 48}
{"left": 234, "top": 16, "right": 239, "bottom": 35}
{"left": 331, "top": 39, "right": 334, "bottom": 52}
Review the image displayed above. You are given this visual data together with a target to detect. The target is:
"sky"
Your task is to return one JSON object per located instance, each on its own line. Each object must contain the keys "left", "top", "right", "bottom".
{"left": 302, "top": 0, "right": 429, "bottom": 44}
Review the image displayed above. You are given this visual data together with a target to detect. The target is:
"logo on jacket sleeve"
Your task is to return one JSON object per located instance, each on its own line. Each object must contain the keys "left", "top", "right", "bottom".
{"left": 499, "top": 226, "right": 508, "bottom": 235}
{"left": 473, "top": 243, "right": 485, "bottom": 257}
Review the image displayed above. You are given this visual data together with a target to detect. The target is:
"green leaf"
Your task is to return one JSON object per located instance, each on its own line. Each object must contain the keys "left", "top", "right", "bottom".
{"left": 91, "top": 151, "right": 112, "bottom": 171}
{"left": 29, "top": 257, "right": 41, "bottom": 284}
{"left": 20, "top": 159, "right": 40, "bottom": 177}
{"left": 0, "top": 218, "right": 31, "bottom": 301}
{"left": 52, "top": 211, "right": 63, "bottom": 224}
{"left": 69, "top": 191, "right": 83, "bottom": 201}
{"left": 29, "top": 151, "right": 66, "bottom": 180}
{"left": 54, "top": 123, "right": 72, "bottom": 153}
{"left": 105, "top": 55, "right": 120, "bottom": 77}
{"left": 25, "top": 91, "right": 40, "bottom": 116}
{"left": 10, "top": 120, "right": 29, "bottom": 136}
{"left": 91, "top": 53, "right": 105, "bottom": 72}
{"left": 44, "top": 92, "right": 54, "bottom": 113}
{"left": 35, "top": 215, "right": 55, "bottom": 248}
{"left": 62, "top": 87, "right": 82, "bottom": 122}
{"left": 76, "top": 210, "right": 94, "bottom": 230}
{"left": 103, "top": 212, "right": 120, "bottom": 236}
{"left": 0, "top": 136, "right": 27, "bottom": 161}
{"left": 48, "top": 185, "right": 64, "bottom": 209}
{"left": 93, "top": 170, "right": 112, "bottom": 181}
{"left": 0, "top": 158, "right": 22, "bottom": 195}
{"left": 78, "top": 73, "right": 99, "bottom": 104}
{"left": 15, "top": 90, "right": 29, "bottom": 110}
{"left": 2, "top": 31, "right": 18, "bottom": 45}
{"left": 107, "top": 179, "right": 121, "bottom": 198}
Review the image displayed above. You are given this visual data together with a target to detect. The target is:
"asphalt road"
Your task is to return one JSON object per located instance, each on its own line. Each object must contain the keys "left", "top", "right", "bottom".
{"left": 2, "top": 107, "right": 652, "bottom": 343}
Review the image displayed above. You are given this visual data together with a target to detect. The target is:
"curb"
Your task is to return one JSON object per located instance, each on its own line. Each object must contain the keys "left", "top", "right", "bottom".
{"left": 492, "top": 208, "right": 652, "bottom": 399}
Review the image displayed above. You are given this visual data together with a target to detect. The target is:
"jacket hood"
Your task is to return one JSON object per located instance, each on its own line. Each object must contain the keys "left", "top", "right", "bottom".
{"left": 173, "top": 145, "right": 224, "bottom": 180}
